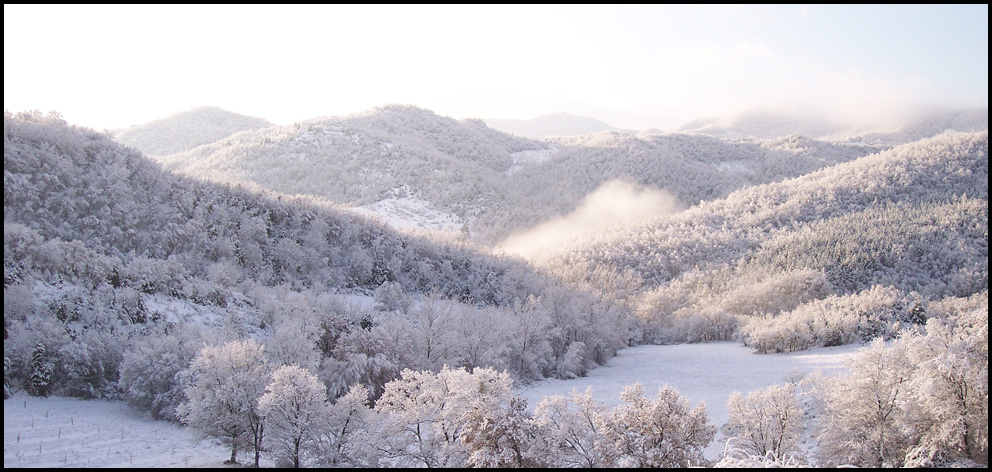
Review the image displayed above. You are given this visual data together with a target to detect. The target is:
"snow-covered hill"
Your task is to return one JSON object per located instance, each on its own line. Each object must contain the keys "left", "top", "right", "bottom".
{"left": 554, "top": 131, "right": 987, "bottom": 346}
{"left": 678, "top": 104, "right": 988, "bottom": 144}
{"left": 152, "top": 105, "right": 548, "bottom": 237}
{"left": 114, "top": 106, "right": 273, "bottom": 156}
{"left": 3, "top": 110, "right": 637, "bottom": 411}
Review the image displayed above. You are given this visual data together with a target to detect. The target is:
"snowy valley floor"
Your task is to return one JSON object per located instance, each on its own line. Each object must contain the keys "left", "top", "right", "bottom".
{"left": 4, "top": 341, "right": 859, "bottom": 468}
{"left": 518, "top": 341, "right": 861, "bottom": 460}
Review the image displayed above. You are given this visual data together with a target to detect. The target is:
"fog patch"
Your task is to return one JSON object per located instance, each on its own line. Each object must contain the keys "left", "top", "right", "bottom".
{"left": 496, "top": 180, "right": 682, "bottom": 262}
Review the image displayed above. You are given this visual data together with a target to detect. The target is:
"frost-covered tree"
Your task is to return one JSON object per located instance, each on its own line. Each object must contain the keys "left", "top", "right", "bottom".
{"left": 28, "top": 342, "right": 53, "bottom": 397}
{"left": 177, "top": 340, "right": 270, "bottom": 466}
{"left": 320, "top": 316, "right": 413, "bottom": 401}
{"left": 119, "top": 326, "right": 204, "bottom": 421}
{"left": 258, "top": 364, "right": 331, "bottom": 468}
{"left": 451, "top": 305, "right": 508, "bottom": 372}
{"left": 462, "top": 396, "right": 544, "bottom": 468}
{"left": 373, "top": 366, "right": 514, "bottom": 467}
{"left": 505, "top": 295, "right": 552, "bottom": 381}
{"left": 815, "top": 338, "right": 916, "bottom": 467}
{"left": 532, "top": 384, "right": 715, "bottom": 467}
{"left": 812, "top": 302, "right": 988, "bottom": 468}
{"left": 263, "top": 296, "right": 322, "bottom": 371}
{"left": 373, "top": 281, "right": 409, "bottom": 313}
{"left": 902, "top": 308, "right": 988, "bottom": 466}
{"left": 603, "top": 383, "right": 716, "bottom": 467}
{"left": 722, "top": 383, "right": 805, "bottom": 464}
{"left": 531, "top": 388, "right": 614, "bottom": 468}
{"left": 316, "top": 384, "right": 375, "bottom": 467}
{"left": 410, "top": 292, "right": 458, "bottom": 371}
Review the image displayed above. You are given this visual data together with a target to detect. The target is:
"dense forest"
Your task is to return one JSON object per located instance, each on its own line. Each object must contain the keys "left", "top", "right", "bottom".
{"left": 4, "top": 111, "right": 638, "bottom": 403}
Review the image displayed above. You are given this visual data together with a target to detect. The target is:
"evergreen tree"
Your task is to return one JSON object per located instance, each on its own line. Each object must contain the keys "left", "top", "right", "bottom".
{"left": 28, "top": 343, "right": 54, "bottom": 397}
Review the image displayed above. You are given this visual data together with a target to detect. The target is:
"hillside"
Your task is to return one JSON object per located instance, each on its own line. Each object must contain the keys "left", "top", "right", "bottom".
{"left": 477, "top": 131, "right": 880, "bottom": 245}
{"left": 143, "top": 106, "right": 881, "bottom": 244}
{"left": 483, "top": 112, "right": 619, "bottom": 137}
{"left": 6, "top": 111, "right": 545, "bottom": 301}
{"left": 554, "top": 131, "right": 988, "bottom": 346}
{"left": 114, "top": 106, "right": 273, "bottom": 156}
{"left": 153, "top": 105, "right": 545, "bottom": 237}
{"left": 4, "top": 111, "right": 640, "bottom": 410}
{"left": 4, "top": 111, "right": 986, "bottom": 470}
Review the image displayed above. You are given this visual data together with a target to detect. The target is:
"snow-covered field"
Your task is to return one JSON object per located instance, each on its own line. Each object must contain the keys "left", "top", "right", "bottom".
{"left": 517, "top": 341, "right": 861, "bottom": 459}
{"left": 4, "top": 342, "right": 859, "bottom": 468}
{"left": 3, "top": 395, "right": 273, "bottom": 468}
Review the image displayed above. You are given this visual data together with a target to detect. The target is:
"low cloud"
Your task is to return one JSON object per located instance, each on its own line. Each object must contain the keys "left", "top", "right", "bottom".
{"left": 496, "top": 180, "right": 682, "bottom": 262}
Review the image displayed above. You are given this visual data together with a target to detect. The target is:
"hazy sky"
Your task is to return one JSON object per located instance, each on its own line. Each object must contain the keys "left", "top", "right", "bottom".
{"left": 4, "top": 4, "right": 988, "bottom": 131}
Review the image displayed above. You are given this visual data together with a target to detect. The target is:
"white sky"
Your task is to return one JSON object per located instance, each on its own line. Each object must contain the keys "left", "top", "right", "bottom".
{"left": 4, "top": 4, "right": 988, "bottom": 131}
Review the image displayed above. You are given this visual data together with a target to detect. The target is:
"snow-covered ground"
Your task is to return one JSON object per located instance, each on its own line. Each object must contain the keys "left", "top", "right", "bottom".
{"left": 4, "top": 342, "right": 860, "bottom": 467}
{"left": 2, "top": 395, "right": 273, "bottom": 468}
{"left": 349, "top": 196, "right": 464, "bottom": 234}
{"left": 517, "top": 341, "right": 861, "bottom": 460}
{"left": 505, "top": 147, "right": 559, "bottom": 175}
{"left": 713, "top": 160, "right": 756, "bottom": 175}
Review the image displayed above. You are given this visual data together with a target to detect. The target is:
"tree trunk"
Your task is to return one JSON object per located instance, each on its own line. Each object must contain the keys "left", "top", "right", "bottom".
{"left": 293, "top": 438, "right": 301, "bottom": 468}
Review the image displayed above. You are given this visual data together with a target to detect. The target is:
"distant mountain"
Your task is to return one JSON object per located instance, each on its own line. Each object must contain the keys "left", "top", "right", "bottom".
{"left": 677, "top": 105, "right": 988, "bottom": 144}
{"left": 677, "top": 105, "right": 843, "bottom": 140}
{"left": 850, "top": 106, "right": 989, "bottom": 145}
{"left": 484, "top": 112, "right": 618, "bottom": 137}
{"left": 115, "top": 106, "right": 273, "bottom": 156}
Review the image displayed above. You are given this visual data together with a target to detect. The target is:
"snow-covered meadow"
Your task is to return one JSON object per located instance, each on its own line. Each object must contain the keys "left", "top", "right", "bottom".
{"left": 2, "top": 394, "right": 273, "bottom": 468}
{"left": 518, "top": 342, "right": 860, "bottom": 459}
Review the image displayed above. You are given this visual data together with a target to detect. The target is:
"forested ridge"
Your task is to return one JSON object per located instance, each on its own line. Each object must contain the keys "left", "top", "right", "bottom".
{"left": 148, "top": 105, "right": 887, "bottom": 244}
{"left": 556, "top": 131, "right": 987, "bottom": 347}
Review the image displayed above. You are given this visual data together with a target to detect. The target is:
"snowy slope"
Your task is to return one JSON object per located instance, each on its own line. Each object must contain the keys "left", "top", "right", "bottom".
{"left": 349, "top": 195, "right": 465, "bottom": 234}
{"left": 505, "top": 146, "right": 560, "bottom": 175}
